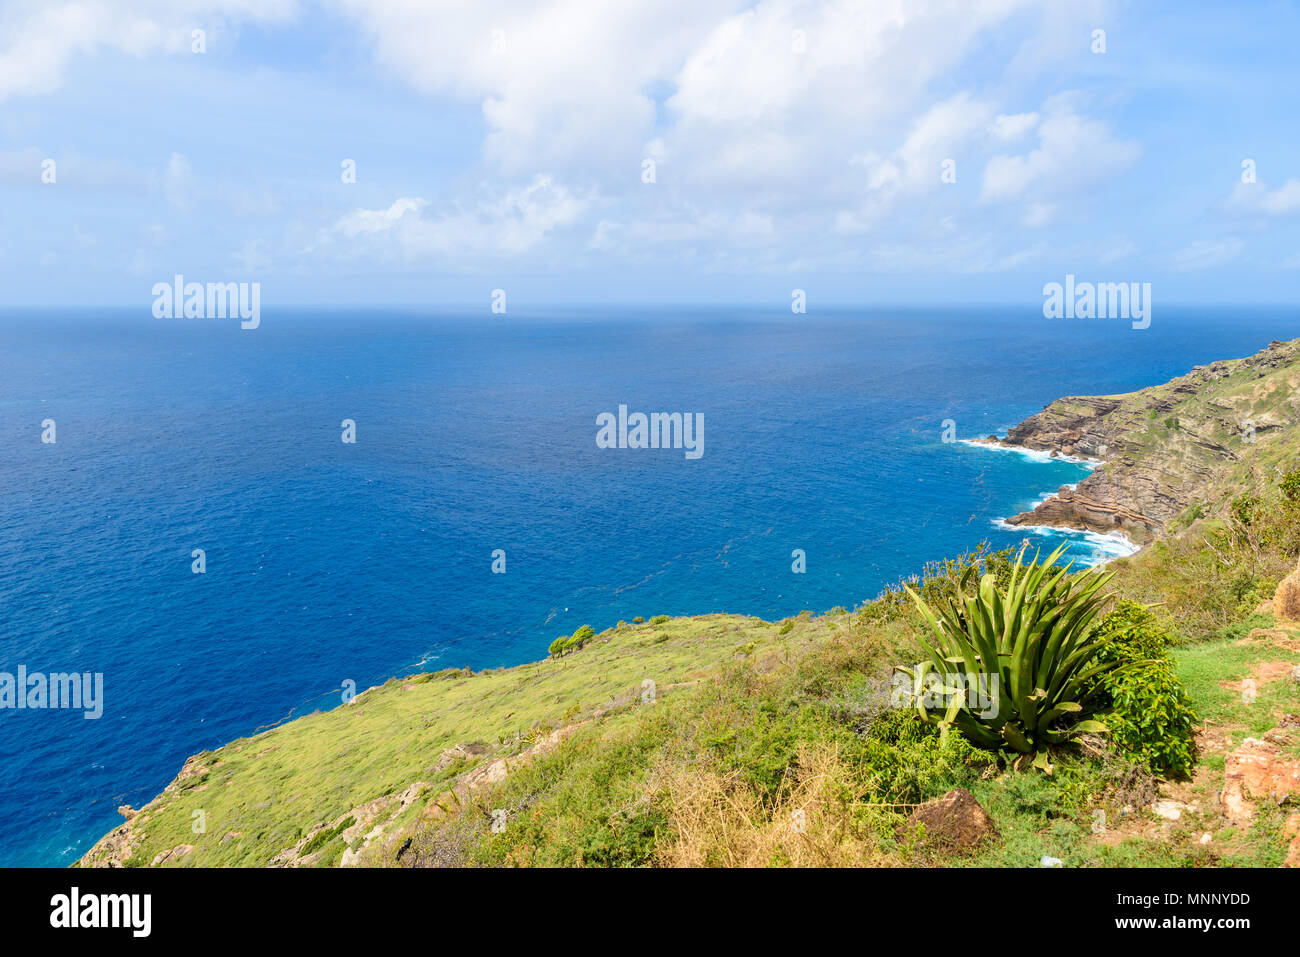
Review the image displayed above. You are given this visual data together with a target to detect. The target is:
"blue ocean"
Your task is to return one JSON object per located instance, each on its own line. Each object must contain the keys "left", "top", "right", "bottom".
{"left": 2, "top": 304, "right": 1296, "bottom": 867}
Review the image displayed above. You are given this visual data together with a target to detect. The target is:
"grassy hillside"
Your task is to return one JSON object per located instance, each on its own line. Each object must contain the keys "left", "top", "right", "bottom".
{"left": 78, "top": 613, "right": 832, "bottom": 867}
{"left": 80, "top": 549, "right": 1300, "bottom": 869}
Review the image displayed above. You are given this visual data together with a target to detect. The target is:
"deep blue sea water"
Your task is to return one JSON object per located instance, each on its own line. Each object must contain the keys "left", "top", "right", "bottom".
{"left": 2, "top": 304, "right": 1297, "bottom": 867}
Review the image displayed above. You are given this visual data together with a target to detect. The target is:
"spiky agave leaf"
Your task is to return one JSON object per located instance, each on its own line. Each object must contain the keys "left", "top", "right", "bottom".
{"left": 901, "top": 544, "right": 1118, "bottom": 769}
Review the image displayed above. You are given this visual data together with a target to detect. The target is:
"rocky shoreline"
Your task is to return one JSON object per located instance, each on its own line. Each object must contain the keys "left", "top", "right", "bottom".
{"left": 969, "top": 339, "right": 1300, "bottom": 546}
{"left": 970, "top": 432, "right": 1159, "bottom": 546}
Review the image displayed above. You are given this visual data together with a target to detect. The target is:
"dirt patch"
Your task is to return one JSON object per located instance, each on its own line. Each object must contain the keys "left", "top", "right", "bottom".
{"left": 1219, "top": 660, "right": 1299, "bottom": 693}
{"left": 902, "top": 788, "right": 996, "bottom": 850}
{"left": 1237, "top": 627, "right": 1300, "bottom": 651}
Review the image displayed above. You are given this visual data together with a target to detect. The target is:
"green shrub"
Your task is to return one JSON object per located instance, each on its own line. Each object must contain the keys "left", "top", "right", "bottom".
{"left": 778, "top": 619, "right": 795, "bottom": 635}
{"left": 1091, "top": 600, "right": 1170, "bottom": 660}
{"left": 1089, "top": 601, "right": 1198, "bottom": 777}
{"left": 862, "top": 542, "right": 1018, "bottom": 625}
{"left": 649, "top": 615, "right": 670, "bottom": 625}
{"left": 579, "top": 807, "right": 668, "bottom": 867}
{"left": 632, "top": 616, "right": 645, "bottom": 624}
{"left": 1234, "top": 579, "right": 1278, "bottom": 618}
{"left": 1220, "top": 612, "right": 1275, "bottom": 642}
{"left": 548, "top": 624, "right": 597, "bottom": 658}
{"left": 1281, "top": 465, "right": 1300, "bottom": 506}
{"left": 1230, "top": 493, "right": 1258, "bottom": 527}
{"left": 861, "top": 710, "right": 985, "bottom": 803}
{"left": 1102, "top": 663, "right": 1198, "bottom": 778}
{"left": 429, "top": 667, "right": 471, "bottom": 680}
{"left": 1170, "top": 503, "right": 1205, "bottom": 532}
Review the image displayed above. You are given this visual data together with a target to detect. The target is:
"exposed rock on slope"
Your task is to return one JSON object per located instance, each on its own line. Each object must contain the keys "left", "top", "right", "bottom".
{"left": 982, "top": 338, "right": 1300, "bottom": 543}
{"left": 903, "top": 788, "right": 995, "bottom": 849}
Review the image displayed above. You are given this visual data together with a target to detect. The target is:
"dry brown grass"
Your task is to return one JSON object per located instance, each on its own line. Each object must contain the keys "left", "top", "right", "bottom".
{"left": 652, "top": 742, "right": 898, "bottom": 867}
{"left": 1274, "top": 559, "right": 1300, "bottom": 621}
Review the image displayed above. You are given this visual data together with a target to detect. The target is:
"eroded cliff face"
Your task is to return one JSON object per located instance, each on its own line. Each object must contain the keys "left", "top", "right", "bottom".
{"left": 979, "top": 338, "right": 1300, "bottom": 544}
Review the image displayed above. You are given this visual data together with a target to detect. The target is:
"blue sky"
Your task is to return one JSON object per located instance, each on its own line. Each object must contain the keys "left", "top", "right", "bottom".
{"left": 1, "top": 0, "right": 1298, "bottom": 307}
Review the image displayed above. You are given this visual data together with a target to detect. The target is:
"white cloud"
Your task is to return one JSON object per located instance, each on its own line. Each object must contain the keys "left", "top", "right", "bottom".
{"left": 990, "top": 112, "right": 1039, "bottom": 140}
{"left": 335, "top": 197, "right": 426, "bottom": 238}
{"left": 8, "top": 0, "right": 1153, "bottom": 278}
{"left": 163, "top": 152, "right": 195, "bottom": 213}
{"left": 980, "top": 93, "right": 1141, "bottom": 205}
{"left": 1225, "top": 178, "right": 1300, "bottom": 218}
{"left": 1170, "top": 237, "right": 1243, "bottom": 272}
{"left": 334, "top": 0, "right": 746, "bottom": 179}
{"left": 332, "top": 0, "right": 1044, "bottom": 202}
{"left": 0, "top": 1, "right": 298, "bottom": 103}
{"left": 319, "top": 176, "right": 589, "bottom": 266}
{"left": 856, "top": 93, "right": 996, "bottom": 195}
{"left": 1261, "top": 180, "right": 1300, "bottom": 215}
{"left": 834, "top": 92, "right": 996, "bottom": 232}
{"left": 661, "top": 0, "right": 1036, "bottom": 199}
{"left": 232, "top": 237, "right": 272, "bottom": 272}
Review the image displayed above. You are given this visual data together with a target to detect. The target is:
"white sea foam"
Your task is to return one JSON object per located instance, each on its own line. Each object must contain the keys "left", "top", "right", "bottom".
{"left": 409, "top": 650, "right": 443, "bottom": 671}
{"left": 991, "top": 519, "right": 1140, "bottom": 566}
{"left": 965, "top": 435, "right": 1138, "bottom": 564}
{"left": 958, "top": 438, "right": 1101, "bottom": 468}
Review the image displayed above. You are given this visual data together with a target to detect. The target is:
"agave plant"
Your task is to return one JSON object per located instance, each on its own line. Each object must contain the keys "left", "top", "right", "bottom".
{"left": 899, "top": 544, "right": 1116, "bottom": 771}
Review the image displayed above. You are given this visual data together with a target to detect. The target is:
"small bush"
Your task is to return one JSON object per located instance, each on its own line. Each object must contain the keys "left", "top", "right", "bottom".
{"left": 860, "top": 541, "right": 1018, "bottom": 625}
{"left": 1089, "top": 601, "right": 1198, "bottom": 777}
{"left": 1220, "top": 612, "right": 1275, "bottom": 642}
{"left": 580, "top": 807, "right": 668, "bottom": 867}
{"left": 549, "top": 625, "right": 597, "bottom": 658}
{"left": 649, "top": 615, "right": 671, "bottom": 625}
{"left": 1091, "top": 600, "right": 1170, "bottom": 660}
{"left": 861, "top": 709, "right": 987, "bottom": 804}
{"left": 1280, "top": 465, "right": 1300, "bottom": 506}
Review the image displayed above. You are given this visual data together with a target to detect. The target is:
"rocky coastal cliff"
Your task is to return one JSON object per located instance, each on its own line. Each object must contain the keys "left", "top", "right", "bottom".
{"left": 977, "top": 338, "right": 1300, "bottom": 544}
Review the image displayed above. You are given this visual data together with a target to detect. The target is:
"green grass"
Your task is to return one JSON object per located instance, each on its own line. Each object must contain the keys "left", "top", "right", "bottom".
{"left": 1174, "top": 638, "right": 1300, "bottom": 734}
{"left": 81, "top": 614, "right": 826, "bottom": 867}
{"left": 82, "top": 593, "right": 1300, "bottom": 869}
